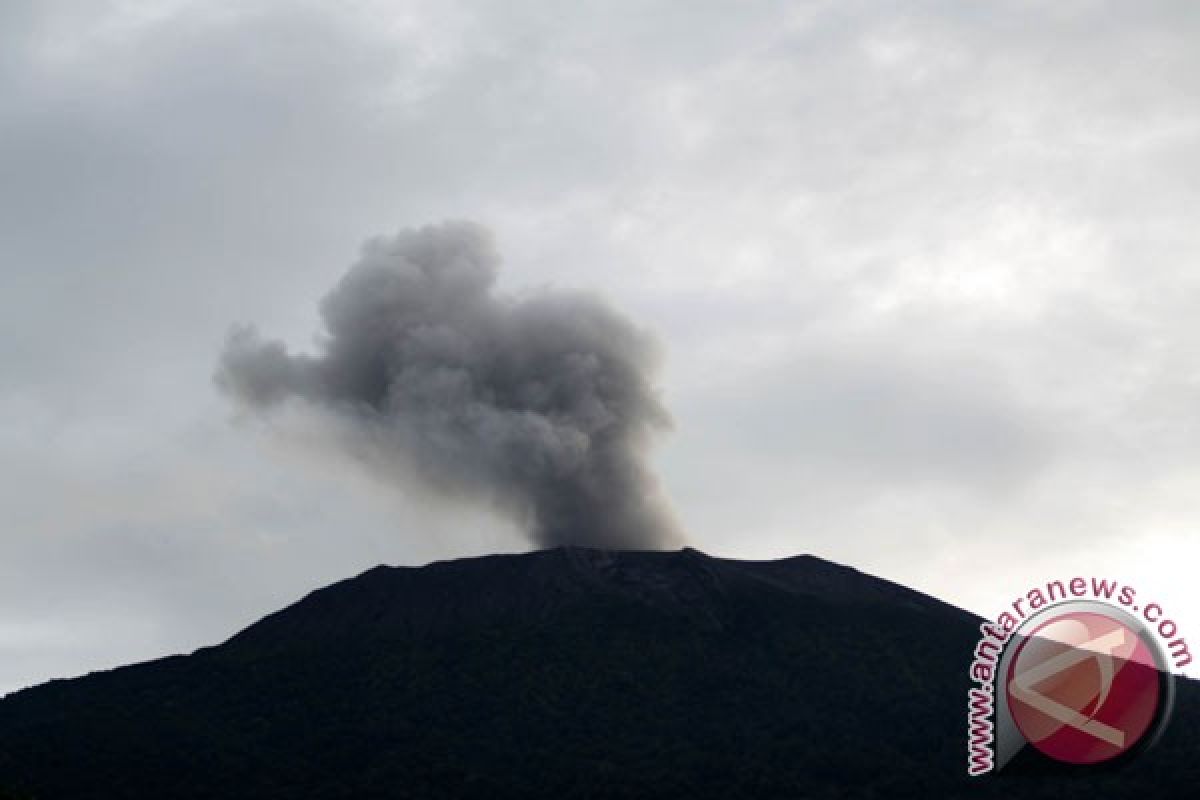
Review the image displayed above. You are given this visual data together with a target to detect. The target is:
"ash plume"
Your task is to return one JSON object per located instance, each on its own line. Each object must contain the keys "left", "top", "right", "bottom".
{"left": 216, "top": 221, "right": 681, "bottom": 550}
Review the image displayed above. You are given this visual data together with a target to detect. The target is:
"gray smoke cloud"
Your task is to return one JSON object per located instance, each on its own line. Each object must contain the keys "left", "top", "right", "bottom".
{"left": 216, "top": 221, "right": 681, "bottom": 550}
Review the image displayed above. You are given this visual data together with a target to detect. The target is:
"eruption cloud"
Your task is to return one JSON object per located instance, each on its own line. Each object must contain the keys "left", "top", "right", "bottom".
{"left": 216, "top": 221, "right": 681, "bottom": 550}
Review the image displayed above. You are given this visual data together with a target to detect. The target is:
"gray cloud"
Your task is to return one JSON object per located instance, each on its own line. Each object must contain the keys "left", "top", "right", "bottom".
{"left": 5, "top": 0, "right": 1200, "bottom": 693}
{"left": 217, "top": 221, "right": 680, "bottom": 550}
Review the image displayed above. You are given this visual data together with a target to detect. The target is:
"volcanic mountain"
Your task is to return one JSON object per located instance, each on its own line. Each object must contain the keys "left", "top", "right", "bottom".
{"left": 0, "top": 547, "right": 1195, "bottom": 798}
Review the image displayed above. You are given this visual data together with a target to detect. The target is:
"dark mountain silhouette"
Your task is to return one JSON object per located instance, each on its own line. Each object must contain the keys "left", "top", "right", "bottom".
{"left": 0, "top": 547, "right": 1195, "bottom": 798}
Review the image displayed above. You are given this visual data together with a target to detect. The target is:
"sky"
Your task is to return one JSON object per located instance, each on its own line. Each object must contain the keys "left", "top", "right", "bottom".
{"left": 3, "top": 0, "right": 1200, "bottom": 693}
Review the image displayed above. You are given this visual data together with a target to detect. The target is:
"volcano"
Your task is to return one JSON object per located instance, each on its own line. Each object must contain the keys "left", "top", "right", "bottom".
{"left": 0, "top": 547, "right": 1195, "bottom": 798}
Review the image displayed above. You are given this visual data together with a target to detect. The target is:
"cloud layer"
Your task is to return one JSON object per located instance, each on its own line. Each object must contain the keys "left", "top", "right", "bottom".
{"left": 5, "top": 0, "right": 1200, "bottom": 691}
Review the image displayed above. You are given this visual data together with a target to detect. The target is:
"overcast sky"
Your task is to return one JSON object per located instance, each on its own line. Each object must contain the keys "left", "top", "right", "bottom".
{"left": 3, "top": 0, "right": 1200, "bottom": 693}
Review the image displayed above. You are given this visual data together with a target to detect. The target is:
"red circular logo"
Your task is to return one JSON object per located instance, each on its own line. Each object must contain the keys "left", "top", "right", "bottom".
{"left": 1005, "top": 610, "right": 1161, "bottom": 765}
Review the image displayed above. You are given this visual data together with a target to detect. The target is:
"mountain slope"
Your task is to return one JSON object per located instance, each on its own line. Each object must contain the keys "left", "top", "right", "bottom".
{"left": 0, "top": 547, "right": 1194, "bottom": 798}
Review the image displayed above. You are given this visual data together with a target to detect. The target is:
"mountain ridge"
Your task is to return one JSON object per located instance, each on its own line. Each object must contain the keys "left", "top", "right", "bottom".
{"left": 0, "top": 547, "right": 1195, "bottom": 799}
{"left": 211, "top": 546, "right": 976, "bottom": 659}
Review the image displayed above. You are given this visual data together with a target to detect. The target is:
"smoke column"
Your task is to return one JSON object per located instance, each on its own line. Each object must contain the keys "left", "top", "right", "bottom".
{"left": 216, "top": 221, "right": 681, "bottom": 550}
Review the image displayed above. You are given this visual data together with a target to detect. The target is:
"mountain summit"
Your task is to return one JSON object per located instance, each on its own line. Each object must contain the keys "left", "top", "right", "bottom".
{"left": 0, "top": 548, "right": 1195, "bottom": 798}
